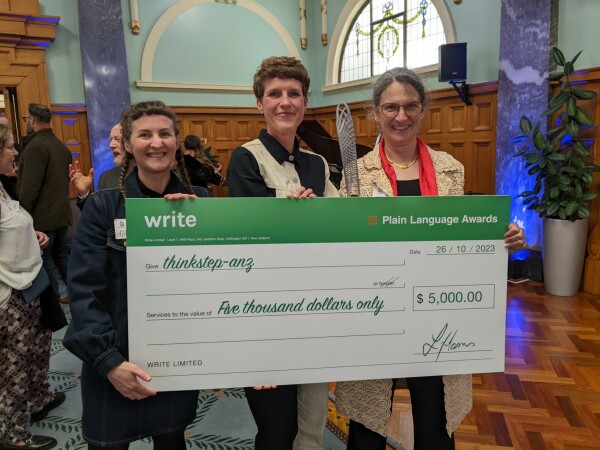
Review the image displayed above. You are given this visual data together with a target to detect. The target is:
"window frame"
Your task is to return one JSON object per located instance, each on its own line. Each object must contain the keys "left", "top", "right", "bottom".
{"left": 324, "top": 0, "right": 456, "bottom": 93}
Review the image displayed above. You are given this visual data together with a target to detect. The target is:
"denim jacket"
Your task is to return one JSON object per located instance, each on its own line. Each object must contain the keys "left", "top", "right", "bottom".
{"left": 63, "top": 171, "right": 210, "bottom": 377}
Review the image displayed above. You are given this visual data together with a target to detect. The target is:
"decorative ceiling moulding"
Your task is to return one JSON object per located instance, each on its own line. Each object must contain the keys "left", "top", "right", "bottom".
{"left": 321, "top": 64, "right": 438, "bottom": 94}
{"left": 323, "top": 0, "right": 456, "bottom": 89}
{"left": 300, "top": 0, "right": 307, "bottom": 50}
{"left": 321, "top": 0, "right": 327, "bottom": 46}
{"left": 137, "top": 0, "right": 300, "bottom": 93}
{"left": 136, "top": 81, "right": 253, "bottom": 93}
{"left": 0, "top": 12, "right": 59, "bottom": 46}
{"left": 299, "top": 0, "right": 327, "bottom": 51}
{"left": 0, "top": 6, "right": 58, "bottom": 116}
{"left": 129, "top": 0, "right": 140, "bottom": 34}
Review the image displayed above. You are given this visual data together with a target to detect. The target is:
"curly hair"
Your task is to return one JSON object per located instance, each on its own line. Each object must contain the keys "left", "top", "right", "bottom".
{"left": 0, "top": 124, "right": 11, "bottom": 152}
{"left": 120, "top": 100, "right": 179, "bottom": 145}
{"left": 117, "top": 101, "right": 192, "bottom": 198}
{"left": 253, "top": 56, "right": 310, "bottom": 100}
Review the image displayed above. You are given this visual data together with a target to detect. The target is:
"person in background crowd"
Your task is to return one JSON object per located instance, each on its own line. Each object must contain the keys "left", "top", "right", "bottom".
{"left": 0, "top": 124, "right": 65, "bottom": 450}
{"left": 63, "top": 101, "right": 210, "bottom": 450}
{"left": 182, "top": 134, "right": 225, "bottom": 189}
{"left": 335, "top": 67, "right": 525, "bottom": 450}
{"left": 99, "top": 123, "right": 131, "bottom": 190}
{"left": 0, "top": 115, "right": 17, "bottom": 195}
{"left": 17, "top": 104, "right": 72, "bottom": 303}
{"left": 69, "top": 123, "right": 136, "bottom": 205}
{"left": 227, "top": 56, "right": 338, "bottom": 450}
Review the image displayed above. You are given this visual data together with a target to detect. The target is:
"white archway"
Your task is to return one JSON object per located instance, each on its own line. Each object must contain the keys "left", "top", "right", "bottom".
{"left": 136, "top": 0, "right": 301, "bottom": 93}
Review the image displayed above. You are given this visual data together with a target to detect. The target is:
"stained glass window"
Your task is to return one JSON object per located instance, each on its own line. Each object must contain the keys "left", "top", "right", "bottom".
{"left": 340, "top": 0, "right": 447, "bottom": 83}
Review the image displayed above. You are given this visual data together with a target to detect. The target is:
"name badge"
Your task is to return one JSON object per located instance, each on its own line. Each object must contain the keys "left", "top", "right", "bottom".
{"left": 114, "top": 219, "right": 127, "bottom": 239}
{"left": 10, "top": 200, "right": 20, "bottom": 211}
{"left": 0, "top": 199, "right": 20, "bottom": 212}
{"left": 372, "top": 186, "right": 388, "bottom": 197}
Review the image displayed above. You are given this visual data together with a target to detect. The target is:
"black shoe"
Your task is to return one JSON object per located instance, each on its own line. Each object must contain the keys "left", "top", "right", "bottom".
{"left": 0, "top": 435, "right": 57, "bottom": 449}
{"left": 30, "top": 392, "right": 66, "bottom": 423}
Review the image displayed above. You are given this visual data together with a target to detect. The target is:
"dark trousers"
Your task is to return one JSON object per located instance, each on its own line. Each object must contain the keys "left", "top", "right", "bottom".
{"left": 42, "top": 227, "right": 69, "bottom": 297}
{"left": 244, "top": 385, "right": 298, "bottom": 450}
{"left": 347, "top": 376, "right": 455, "bottom": 450}
{"left": 87, "top": 430, "right": 186, "bottom": 450}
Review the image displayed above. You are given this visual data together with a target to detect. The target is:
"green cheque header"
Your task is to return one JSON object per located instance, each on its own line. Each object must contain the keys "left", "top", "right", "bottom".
{"left": 125, "top": 196, "right": 511, "bottom": 247}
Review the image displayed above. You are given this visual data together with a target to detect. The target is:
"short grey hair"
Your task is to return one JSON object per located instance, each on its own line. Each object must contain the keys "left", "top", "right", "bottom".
{"left": 370, "top": 67, "right": 427, "bottom": 114}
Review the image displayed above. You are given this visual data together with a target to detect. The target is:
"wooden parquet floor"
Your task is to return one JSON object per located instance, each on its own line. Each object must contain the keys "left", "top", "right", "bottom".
{"left": 386, "top": 281, "right": 600, "bottom": 450}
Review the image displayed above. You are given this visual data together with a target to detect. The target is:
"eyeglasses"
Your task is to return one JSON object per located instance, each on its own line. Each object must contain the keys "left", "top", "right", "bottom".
{"left": 21, "top": 116, "right": 31, "bottom": 121}
{"left": 379, "top": 102, "right": 423, "bottom": 118}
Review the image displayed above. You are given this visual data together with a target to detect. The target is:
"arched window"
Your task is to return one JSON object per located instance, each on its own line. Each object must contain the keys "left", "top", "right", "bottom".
{"left": 339, "top": 0, "right": 449, "bottom": 83}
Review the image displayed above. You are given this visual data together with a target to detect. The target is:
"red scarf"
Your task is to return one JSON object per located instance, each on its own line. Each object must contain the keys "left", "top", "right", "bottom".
{"left": 379, "top": 137, "right": 438, "bottom": 196}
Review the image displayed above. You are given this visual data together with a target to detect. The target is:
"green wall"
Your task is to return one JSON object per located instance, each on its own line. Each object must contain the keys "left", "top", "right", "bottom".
{"left": 123, "top": 0, "right": 298, "bottom": 107}
{"left": 39, "top": 0, "right": 600, "bottom": 108}
{"left": 40, "top": 0, "right": 85, "bottom": 104}
{"left": 558, "top": 0, "right": 600, "bottom": 70}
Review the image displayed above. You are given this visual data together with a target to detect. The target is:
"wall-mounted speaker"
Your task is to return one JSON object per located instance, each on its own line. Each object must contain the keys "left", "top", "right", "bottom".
{"left": 438, "top": 43, "right": 467, "bottom": 82}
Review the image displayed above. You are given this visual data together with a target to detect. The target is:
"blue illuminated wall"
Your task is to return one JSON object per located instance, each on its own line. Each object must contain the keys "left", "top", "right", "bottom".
{"left": 77, "top": 0, "right": 131, "bottom": 188}
{"left": 495, "top": 0, "right": 558, "bottom": 251}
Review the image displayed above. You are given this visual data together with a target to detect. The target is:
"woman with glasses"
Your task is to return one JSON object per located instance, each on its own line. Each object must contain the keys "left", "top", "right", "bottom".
{"left": 334, "top": 67, "right": 525, "bottom": 450}
{"left": 0, "top": 124, "right": 57, "bottom": 450}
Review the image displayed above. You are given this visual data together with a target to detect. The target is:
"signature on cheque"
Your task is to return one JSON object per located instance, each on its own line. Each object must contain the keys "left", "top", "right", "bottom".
{"left": 422, "top": 323, "right": 476, "bottom": 362}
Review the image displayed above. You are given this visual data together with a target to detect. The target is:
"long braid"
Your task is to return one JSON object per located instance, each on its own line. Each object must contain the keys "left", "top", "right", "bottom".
{"left": 183, "top": 134, "right": 224, "bottom": 187}
{"left": 198, "top": 150, "right": 218, "bottom": 172}
{"left": 175, "top": 147, "right": 194, "bottom": 194}
{"left": 117, "top": 152, "right": 133, "bottom": 199}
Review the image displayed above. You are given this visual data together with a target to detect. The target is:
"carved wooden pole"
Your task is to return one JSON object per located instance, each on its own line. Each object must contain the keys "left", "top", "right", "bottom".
{"left": 300, "top": 0, "right": 307, "bottom": 50}
{"left": 129, "top": 0, "right": 139, "bottom": 34}
{"left": 321, "top": 0, "right": 327, "bottom": 46}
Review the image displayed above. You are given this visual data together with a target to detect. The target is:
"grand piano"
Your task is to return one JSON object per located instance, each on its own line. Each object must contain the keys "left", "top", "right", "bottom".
{"left": 297, "top": 120, "right": 372, "bottom": 188}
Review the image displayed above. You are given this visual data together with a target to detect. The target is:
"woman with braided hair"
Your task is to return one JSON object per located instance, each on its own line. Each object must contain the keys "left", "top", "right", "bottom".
{"left": 182, "top": 134, "right": 225, "bottom": 189}
{"left": 63, "top": 101, "right": 210, "bottom": 450}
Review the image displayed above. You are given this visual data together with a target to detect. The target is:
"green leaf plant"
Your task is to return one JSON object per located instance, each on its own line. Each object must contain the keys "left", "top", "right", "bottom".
{"left": 201, "top": 146, "right": 219, "bottom": 165}
{"left": 514, "top": 48, "right": 600, "bottom": 221}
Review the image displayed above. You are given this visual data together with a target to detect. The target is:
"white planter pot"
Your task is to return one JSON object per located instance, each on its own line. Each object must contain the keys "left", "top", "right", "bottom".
{"left": 542, "top": 217, "right": 589, "bottom": 296}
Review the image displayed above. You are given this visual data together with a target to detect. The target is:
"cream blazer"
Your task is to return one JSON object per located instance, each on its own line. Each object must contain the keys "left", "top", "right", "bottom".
{"left": 335, "top": 145, "right": 472, "bottom": 437}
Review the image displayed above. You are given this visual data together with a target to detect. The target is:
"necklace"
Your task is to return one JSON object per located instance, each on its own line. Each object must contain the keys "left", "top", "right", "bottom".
{"left": 384, "top": 151, "right": 419, "bottom": 169}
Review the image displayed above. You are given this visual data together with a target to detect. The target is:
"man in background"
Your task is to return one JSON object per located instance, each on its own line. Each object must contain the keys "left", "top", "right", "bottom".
{"left": 17, "top": 103, "right": 72, "bottom": 301}
{"left": 69, "top": 123, "right": 135, "bottom": 201}
{"left": 99, "top": 122, "right": 127, "bottom": 189}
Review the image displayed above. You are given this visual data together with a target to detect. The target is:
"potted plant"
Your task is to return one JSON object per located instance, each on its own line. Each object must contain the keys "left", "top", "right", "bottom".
{"left": 515, "top": 47, "right": 599, "bottom": 296}
{"left": 201, "top": 145, "right": 219, "bottom": 165}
